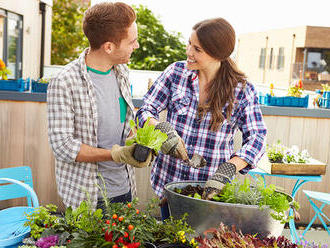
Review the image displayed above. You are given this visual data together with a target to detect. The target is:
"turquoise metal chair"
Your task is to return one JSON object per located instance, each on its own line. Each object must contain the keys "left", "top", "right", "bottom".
{"left": 301, "top": 190, "right": 330, "bottom": 239}
{"left": 0, "top": 166, "right": 39, "bottom": 247}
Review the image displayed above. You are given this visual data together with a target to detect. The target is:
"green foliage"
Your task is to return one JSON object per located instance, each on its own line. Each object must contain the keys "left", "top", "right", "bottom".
{"left": 51, "top": 0, "right": 89, "bottom": 65}
{"left": 266, "top": 140, "right": 285, "bottom": 163}
{"left": 62, "top": 201, "right": 103, "bottom": 233}
{"left": 23, "top": 192, "right": 196, "bottom": 247}
{"left": 126, "top": 117, "right": 168, "bottom": 153}
{"left": 38, "top": 78, "right": 49, "bottom": 84}
{"left": 218, "top": 177, "right": 262, "bottom": 206}
{"left": 216, "top": 177, "right": 299, "bottom": 224}
{"left": 130, "top": 5, "right": 187, "bottom": 71}
{"left": 196, "top": 223, "right": 303, "bottom": 248}
{"left": 287, "top": 80, "right": 303, "bottom": 97}
{"left": 0, "top": 59, "right": 11, "bottom": 80}
{"left": 321, "top": 83, "right": 330, "bottom": 92}
{"left": 267, "top": 141, "right": 310, "bottom": 164}
{"left": 24, "top": 204, "right": 59, "bottom": 239}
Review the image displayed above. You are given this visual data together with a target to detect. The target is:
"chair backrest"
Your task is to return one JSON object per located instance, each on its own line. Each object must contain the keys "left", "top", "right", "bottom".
{"left": 0, "top": 166, "right": 34, "bottom": 206}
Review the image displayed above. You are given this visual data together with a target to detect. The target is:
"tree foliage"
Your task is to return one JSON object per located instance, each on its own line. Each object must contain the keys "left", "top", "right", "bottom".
{"left": 51, "top": 0, "right": 89, "bottom": 65}
{"left": 51, "top": 2, "right": 186, "bottom": 70}
{"left": 130, "top": 5, "right": 187, "bottom": 71}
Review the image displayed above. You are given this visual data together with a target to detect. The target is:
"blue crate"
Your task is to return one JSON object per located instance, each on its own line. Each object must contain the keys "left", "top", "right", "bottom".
{"left": 259, "top": 93, "right": 309, "bottom": 108}
{"left": 31, "top": 80, "right": 48, "bottom": 93}
{"left": 319, "top": 98, "right": 330, "bottom": 109}
{"left": 0, "top": 79, "right": 29, "bottom": 92}
{"left": 322, "top": 91, "right": 330, "bottom": 99}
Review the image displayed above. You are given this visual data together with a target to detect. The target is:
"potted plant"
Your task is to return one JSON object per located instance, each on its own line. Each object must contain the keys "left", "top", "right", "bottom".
{"left": 195, "top": 222, "right": 316, "bottom": 248}
{"left": 266, "top": 141, "right": 326, "bottom": 175}
{"left": 321, "top": 83, "right": 330, "bottom": 98}
{"left": 259, "top": 80, "right": 309, "bottom": 108}
{"left": 21, "top": 193, "right": 198, "bottom": 248}
{"left": 0, "top": 58, "right": 11, "bottom": 80}
{"left": 165, "top": 177, "right": 300, "bottom": 239}
{"left": 318, "top": 83, "right": 330, "bottom": 109}
{"left": 31, "top": 78, "right": 49, "bottom": 93}
{"left": 0, "top": 59, "right": 30, "bottom": 92}
{"left": 126, "top": 118, "right": 167, "bottom": 162}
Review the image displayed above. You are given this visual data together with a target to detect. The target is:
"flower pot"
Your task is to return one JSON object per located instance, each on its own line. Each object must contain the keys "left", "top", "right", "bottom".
{"left": 145, "top": 242, "right": 191, "bottom": 248}
{"left": 165, "top": 181, "right": 292, "bottom": 239}
{"left": 144, "top": 242, "right": 157, "bottom": 248}
{"left": 133, "top": 144, "right": 151, "bottom": 162}
{"left": 157, "top": 243, "right": 192, "bottom": 248}
{"left": 322, "top": 91, "right": 330, "bottom": 99}
{"left": 31, "top": 80, "right": 48, "bottom": 93}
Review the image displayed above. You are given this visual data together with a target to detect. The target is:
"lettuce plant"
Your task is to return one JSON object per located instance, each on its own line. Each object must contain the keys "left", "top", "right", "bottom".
{"left": 126, "top": 117, "right": 167, "bottom": 154}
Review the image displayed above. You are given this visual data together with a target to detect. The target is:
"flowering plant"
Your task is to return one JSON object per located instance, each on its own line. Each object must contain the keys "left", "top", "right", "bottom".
{"left": 0, "top": 58, "right": 11, "bottom": 80}
{"left": 196, "top": 223, "right": 328, "bottom": 248}
{"left": 287, "top": 80, "right": 304, "bottom": 97}
{"left": 270, "top": 83, "right": 275, "bottom": 96}
{"left": 22, "top": 196, "right": 198, "bottom": 248}
{"left": 321, "top": 83, "right": 330, "bottom": 92}
{"left": 39, "top": 78, "right": 49, "bottom": 84}
{"left": 267, "top": 141, "right": 311, "bottom": 164}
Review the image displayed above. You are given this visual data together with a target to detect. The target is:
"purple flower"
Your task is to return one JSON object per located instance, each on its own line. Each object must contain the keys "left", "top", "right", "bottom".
{"left": 36, "top": 235, "right": 58, "bottom": 248}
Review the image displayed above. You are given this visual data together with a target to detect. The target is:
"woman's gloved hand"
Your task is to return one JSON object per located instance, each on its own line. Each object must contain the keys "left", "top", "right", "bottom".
{"left": 155, "top": 122, "right": 189, "bottom": 161}
{"left": 202, "top": 162, "right": 237, "bottom": 200}
{"left": 111, "top": 144, "right": 153, "bottom": 168}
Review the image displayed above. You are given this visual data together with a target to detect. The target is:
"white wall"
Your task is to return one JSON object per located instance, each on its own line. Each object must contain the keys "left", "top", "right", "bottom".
{"left": 0, "top": 0, "right": 52, "bottom": 79}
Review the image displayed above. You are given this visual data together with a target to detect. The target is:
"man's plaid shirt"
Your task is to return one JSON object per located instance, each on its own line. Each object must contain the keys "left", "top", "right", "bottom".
{"left": 47, "top": 49, "right": 136, "bottom": 209}
{"left": 136, "top": 61, "right": 267, "bottom": 198}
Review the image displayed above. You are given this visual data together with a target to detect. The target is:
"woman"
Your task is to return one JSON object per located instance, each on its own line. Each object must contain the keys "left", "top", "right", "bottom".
{"left": 136, "top": 18, "right": 267, "bottom": 219}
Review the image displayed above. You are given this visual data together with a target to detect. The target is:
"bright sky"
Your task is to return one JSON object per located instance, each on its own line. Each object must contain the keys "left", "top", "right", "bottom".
{"left": 91, "top": 0, "right": 330, "bottom": 42}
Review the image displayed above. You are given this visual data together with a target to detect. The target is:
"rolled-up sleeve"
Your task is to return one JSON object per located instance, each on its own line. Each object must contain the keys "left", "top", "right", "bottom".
{"left": 136, "top": 64, "right": 174, "bottom": 127}
{"left": 47, "top": 78, "right": 81, "bottom": 163}
{"left": 233, "top": 85, "right": 267, "bottom": 173}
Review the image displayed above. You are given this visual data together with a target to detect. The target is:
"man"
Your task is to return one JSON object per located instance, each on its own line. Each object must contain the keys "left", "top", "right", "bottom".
{"left": 47, "top": 2, "right": 152, "bottom": 209}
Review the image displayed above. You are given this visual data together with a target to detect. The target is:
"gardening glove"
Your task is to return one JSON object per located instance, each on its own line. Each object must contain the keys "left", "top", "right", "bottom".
{"left": 202, "top": 162, "right": 237, "bottom": 200}
{"left": 111, "top": 144, "right": 153, "bottom": 168}
{"left": 155, "top": 122, "right": 189, "bottom": 161}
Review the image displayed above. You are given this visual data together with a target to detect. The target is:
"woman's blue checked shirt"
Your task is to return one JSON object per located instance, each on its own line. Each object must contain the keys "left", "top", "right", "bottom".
{"left": 136, "top": 61, "right": 267, "bottom": 198}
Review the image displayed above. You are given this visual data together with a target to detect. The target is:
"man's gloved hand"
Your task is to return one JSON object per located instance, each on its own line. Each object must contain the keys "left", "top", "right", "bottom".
{"left": 111, "top": 144, "right": 153, "bottom": 168}
{"left": 202, "top": 162, "right": 237, "bottom": 200}
{"left": 155, "top": 122, "right": 189, "bottom": 161}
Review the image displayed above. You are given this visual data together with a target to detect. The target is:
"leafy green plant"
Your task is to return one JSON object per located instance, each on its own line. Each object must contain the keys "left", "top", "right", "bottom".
{"left": 24, "top": 204, "right": 59, "bottom": 239}
{"left": 24, "top": 192, "right": 197, "bottom": 248}
{"left": 266, "top": 140, "right": 285, "bottom": 163}
{"left": 126, "top": 117, "right": 167, "bottom": 154}
{"left": 267, "top": 141, "right": 310, "bottom": 164}
{"left": 196, "top": 223, "right": 302, "bottom": 248}
{"left": 217, "top": 177, "right": 299, "bottom": 224}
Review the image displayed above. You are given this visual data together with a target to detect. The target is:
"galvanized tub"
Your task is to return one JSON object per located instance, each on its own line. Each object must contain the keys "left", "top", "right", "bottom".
{"left": 165, "top": 181, "right": 292, "bottom": 238}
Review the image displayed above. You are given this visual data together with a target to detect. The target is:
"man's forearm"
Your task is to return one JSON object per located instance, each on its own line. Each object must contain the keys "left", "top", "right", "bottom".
{"left": 76, "top": 143, "right": 112, "bottom": 163}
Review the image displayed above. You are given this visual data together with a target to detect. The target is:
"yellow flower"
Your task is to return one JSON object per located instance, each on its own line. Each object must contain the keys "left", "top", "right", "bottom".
{"left": 0, "top": 59, "right": 5, "bottom": 69}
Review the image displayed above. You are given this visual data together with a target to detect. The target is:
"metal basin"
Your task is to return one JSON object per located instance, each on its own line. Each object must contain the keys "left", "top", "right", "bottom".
{"left": 165, "top": 181, "right": 292, "bottom": 238}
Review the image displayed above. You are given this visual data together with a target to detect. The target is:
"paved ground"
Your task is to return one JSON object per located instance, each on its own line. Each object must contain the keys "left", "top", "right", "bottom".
{"left": 282, "top": 227, "right": 330, "bottom": 246}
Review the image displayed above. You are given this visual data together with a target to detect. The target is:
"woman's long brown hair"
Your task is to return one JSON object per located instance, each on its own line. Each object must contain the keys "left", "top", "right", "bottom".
{"left": 193, "top": 18, "right": 247, "bottom": 131}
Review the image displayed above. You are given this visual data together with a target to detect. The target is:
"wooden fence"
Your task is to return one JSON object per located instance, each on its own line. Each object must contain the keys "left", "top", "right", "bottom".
{"left": 0, "top": 100, "right": 329, "bottom": 225}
